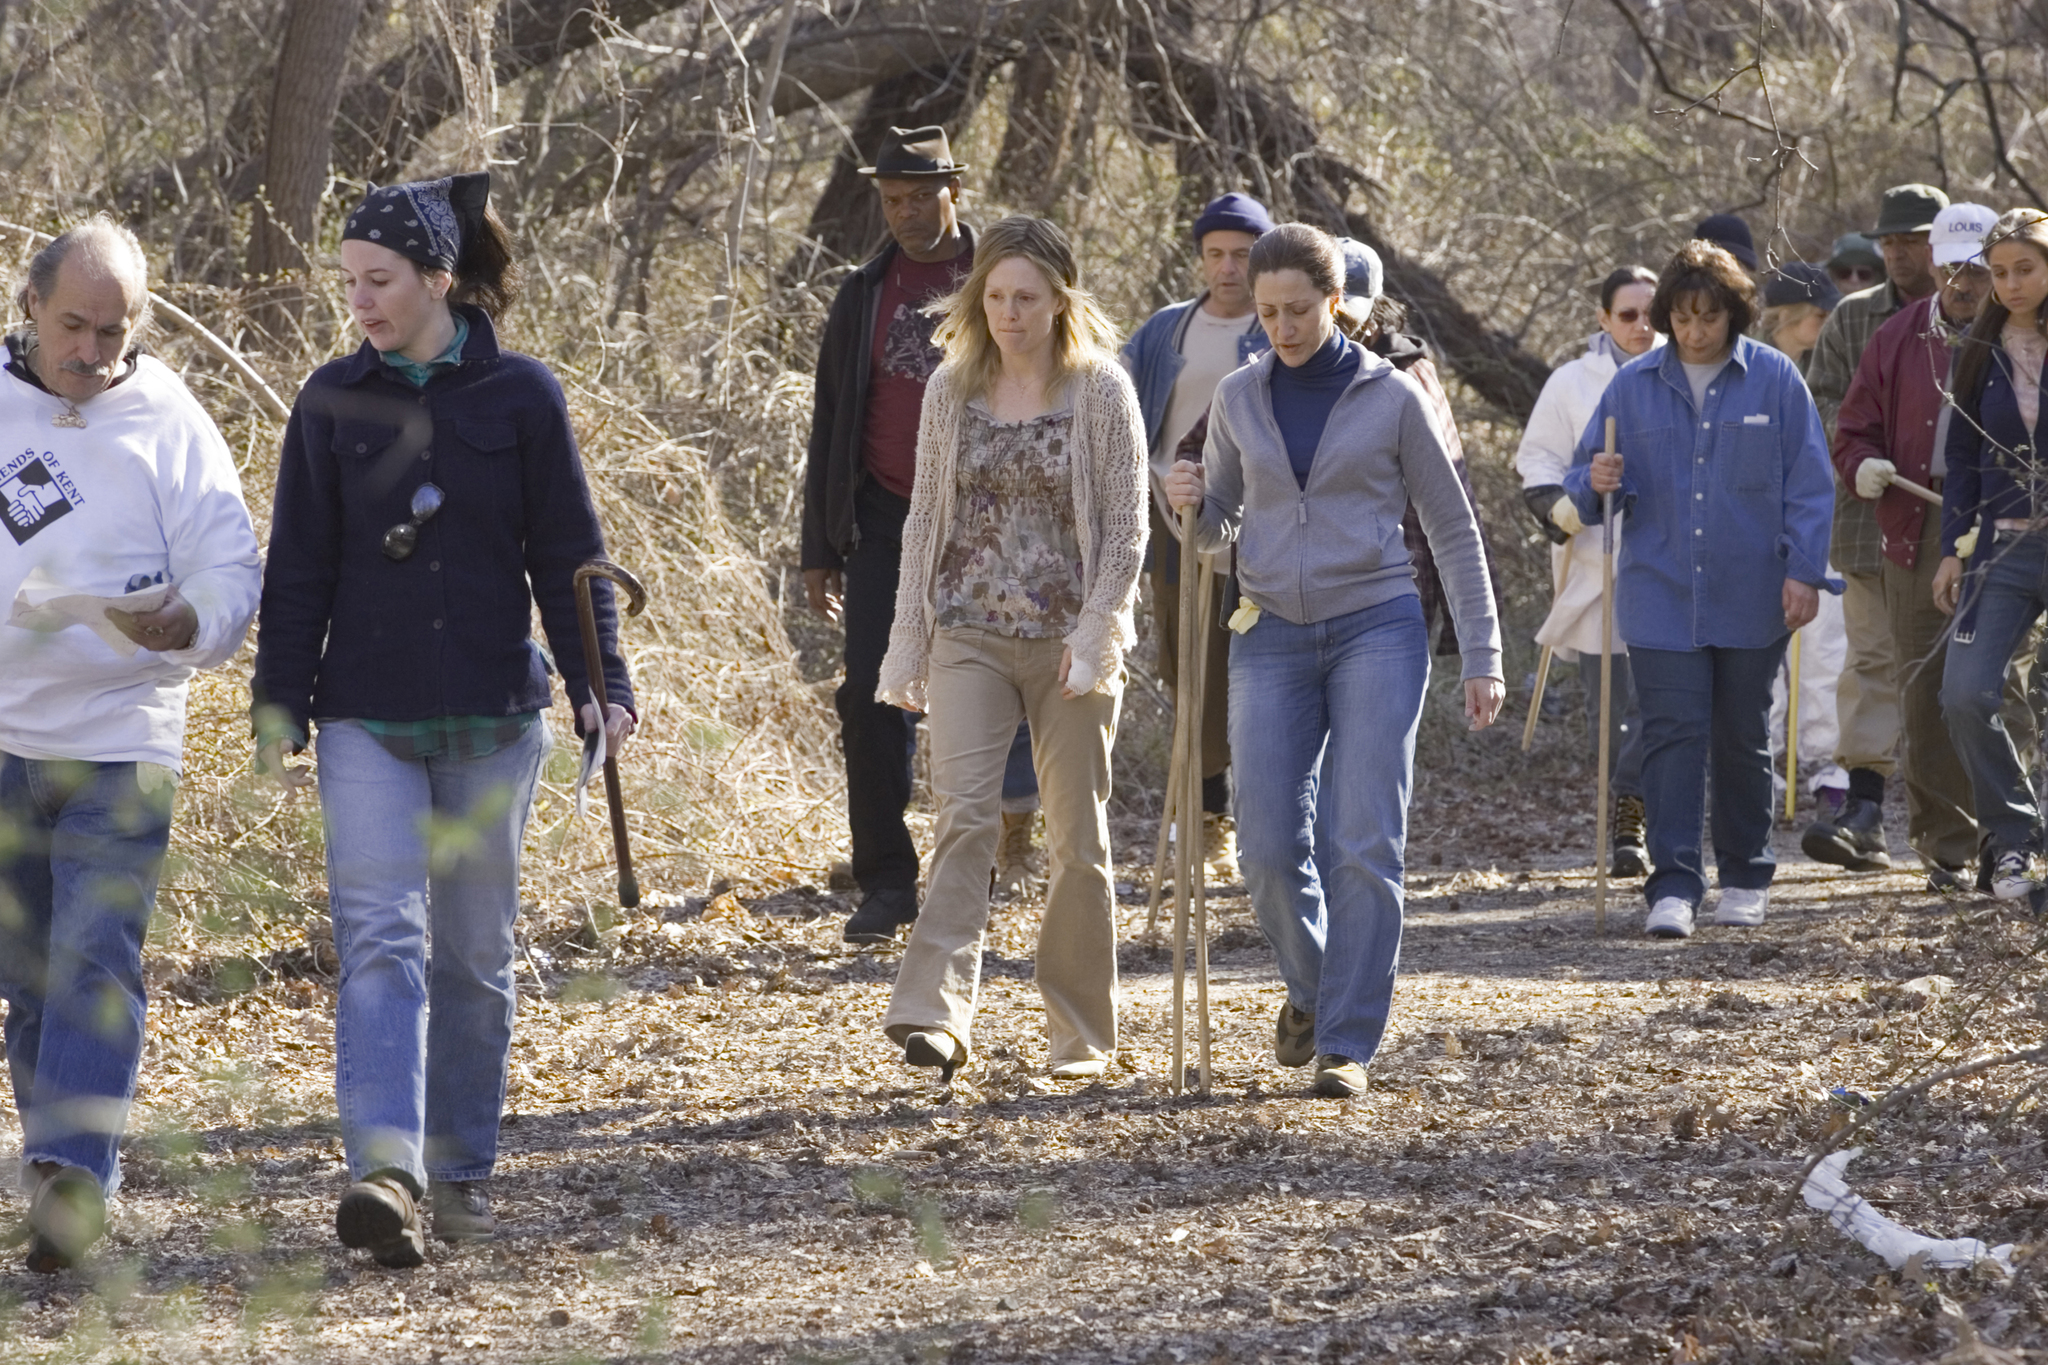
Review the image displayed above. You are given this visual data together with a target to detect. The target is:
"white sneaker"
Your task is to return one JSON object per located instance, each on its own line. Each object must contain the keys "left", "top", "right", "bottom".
{"left": 1644, "top": 897, "right": 1696, "bottom": 939}
{"left": 1991, "top": 850, "right": 2041, "bottom": 901}
{"left": 1714, "top": 887, "right": 1768, "bottom": 927}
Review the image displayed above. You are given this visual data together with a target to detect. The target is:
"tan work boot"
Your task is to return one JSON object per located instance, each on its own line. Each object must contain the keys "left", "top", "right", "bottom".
{"left": 1202, "top": 812, "right": 1241, "bottom": 884}
{"left": 994, "top": 810, "right": 1038, "bottom": 899}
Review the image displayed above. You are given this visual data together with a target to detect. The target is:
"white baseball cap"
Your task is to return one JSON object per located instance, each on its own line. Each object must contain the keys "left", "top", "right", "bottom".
{"left": 1931, "top": 202, "right": 1997, "bottom": 266}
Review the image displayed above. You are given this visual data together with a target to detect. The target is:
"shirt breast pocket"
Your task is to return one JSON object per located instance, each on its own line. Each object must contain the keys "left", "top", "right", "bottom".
{"left": 1721, "top": 420, "right": 1780, "bottom": 494}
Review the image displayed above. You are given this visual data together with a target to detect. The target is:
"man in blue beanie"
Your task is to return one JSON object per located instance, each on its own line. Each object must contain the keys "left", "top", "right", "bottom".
{"left": 1693, "top": 212, "right": 1759, "bottom": 272}
{"left": 1122, "top": 191, "right": 1274, "bottom": 886}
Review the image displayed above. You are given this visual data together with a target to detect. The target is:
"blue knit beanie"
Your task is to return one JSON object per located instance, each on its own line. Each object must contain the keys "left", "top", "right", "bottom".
{"left": 1191, "top": 192, "right": 1275, "bottom": 244}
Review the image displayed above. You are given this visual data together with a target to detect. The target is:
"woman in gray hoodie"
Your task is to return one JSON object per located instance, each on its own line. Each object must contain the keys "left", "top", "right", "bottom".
{"left": 1164, "top": 224, "right": 1503, "bottom": 1098}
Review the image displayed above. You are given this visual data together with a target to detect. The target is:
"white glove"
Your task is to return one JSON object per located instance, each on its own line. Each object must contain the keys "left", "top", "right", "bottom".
{"left": 1065, "top": 654, "right": 1098, "bottom": 695}
{"left": 1854, "top": 459, "right": 1897, "bottom": 501}
{"left": 1550, "top": 497, "right": 1584, "bottom": 537}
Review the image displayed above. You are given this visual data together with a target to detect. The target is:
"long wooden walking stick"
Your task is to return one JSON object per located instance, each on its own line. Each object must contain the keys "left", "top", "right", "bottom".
{"left": 1189, "top": 560, "right": 1216, "bottom": 1096}
{"left": 1170, "top": 504, "right": 1210, "bottom": 1095}
{"left": 574, "top": 559, "right": 648, "bottom": 908}
{"left": 1145, "top": 553, "right": 1197, "bottom": 940}
{"left": 1784, "top": 630, "right": 1803, "bottom": 823}
{"left": 1522, "top": 554, "right": 1574, "bottom": 752}
{"left": 1595, "top": 419, "right": 1617, "bottom": 938}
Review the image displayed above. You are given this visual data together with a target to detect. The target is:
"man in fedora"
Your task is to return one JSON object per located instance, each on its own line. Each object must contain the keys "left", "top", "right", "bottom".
{"left": 801, "top": 125, "right": 984, "bottom": 943}
{"left": 1800, "top": 182, "right": 1949, "bottom": 876}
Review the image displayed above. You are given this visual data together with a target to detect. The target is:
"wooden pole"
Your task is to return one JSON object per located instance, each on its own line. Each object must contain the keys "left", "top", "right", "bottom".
{"left": 1190, "top": 562, "right": 1216, "bottom": 1096}
{"left": 1169, "top": 505, "right": 1202, "bottom": 1095}
{"left": 1595, "top": 418, "right": 1617, "bottom": 938}
{"left": 1785, "top": 630, "right": 1803, "bottom": 824}
{"left": 1522, "top": 556, "right": 1573, "bottom": 752}
{"left": 573, "top": 560, "right": 649, "bottom": 909}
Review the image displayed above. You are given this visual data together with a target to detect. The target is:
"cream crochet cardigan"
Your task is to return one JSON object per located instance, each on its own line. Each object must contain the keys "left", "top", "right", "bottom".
{"left": 875, "top": 357, "right": 1148, "bottom": 711}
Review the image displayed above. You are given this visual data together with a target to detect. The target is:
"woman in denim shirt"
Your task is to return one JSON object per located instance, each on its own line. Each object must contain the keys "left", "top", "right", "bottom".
{"left": 253, "top": 173, "right": 636, "bottom": 1267}
{"left": 1934, "top": 209, "right": 2048, "bottom": 899}
{"left": 1564, "top": 241, "right": 1834, "bottom": 940}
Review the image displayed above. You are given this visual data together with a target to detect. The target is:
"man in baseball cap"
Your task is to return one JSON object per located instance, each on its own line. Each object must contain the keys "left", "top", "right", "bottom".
{"left": 1827, "top": 200, "right": 2008, "bottom": 893}
{"left": 1799, "top": 182, "right": 1948, "bottom": 876}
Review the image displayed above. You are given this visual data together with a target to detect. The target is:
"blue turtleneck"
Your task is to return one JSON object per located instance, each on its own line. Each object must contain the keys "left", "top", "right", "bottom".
{"left": 1268, "top": 330, "right": 1362, "bottom": 488}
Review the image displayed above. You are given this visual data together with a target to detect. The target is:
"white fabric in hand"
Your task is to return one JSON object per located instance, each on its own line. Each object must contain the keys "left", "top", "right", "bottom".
{"left": 1549, "top": 496, "right": 1584, "bottom": 537}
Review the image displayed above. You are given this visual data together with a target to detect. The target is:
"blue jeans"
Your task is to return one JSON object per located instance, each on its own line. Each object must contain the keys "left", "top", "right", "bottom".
{"left": 1941, "top": 528, "right": 2048, "bottom": 856}
{"left": 1229, "top": 597, "right": 1429, "bottom": 1067}
{"left": 0, "top": 755, "right": 173, "bottom": 1194}
{"left": 1000, "top": 720, "right": 1038, "bottom": 815}
{"left": 1631, "top": 641, "right": 1789, "bottom": 908}
{"left": 315, "top": 720, "right": 546, "bottom": 1192}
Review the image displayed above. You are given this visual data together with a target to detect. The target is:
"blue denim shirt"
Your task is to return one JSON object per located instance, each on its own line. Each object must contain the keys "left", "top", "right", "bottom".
{"left": 1121, "top": 293, "right": 1266, "bottom": 453}
{"left": 1563, "top": 336, "right": 1836, "bottom": 652}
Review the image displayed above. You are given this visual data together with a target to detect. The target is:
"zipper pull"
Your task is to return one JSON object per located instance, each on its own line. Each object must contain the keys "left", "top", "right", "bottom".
{"left": 1297, "top": 498, "right": 1307, "bottom": 525}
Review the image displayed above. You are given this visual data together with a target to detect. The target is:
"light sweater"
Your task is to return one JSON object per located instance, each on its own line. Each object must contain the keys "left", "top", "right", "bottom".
{"left": 0, "top": 355, "right": 261, "bottom": 768}
{"left": 876, "top": 358, "right": 1149, "bottom": 710}
{"left": 1195, "top": 347, "right": 1503, "bottom": 682}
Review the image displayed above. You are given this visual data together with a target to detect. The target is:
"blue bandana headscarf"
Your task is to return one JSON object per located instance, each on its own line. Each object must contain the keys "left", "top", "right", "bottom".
{"left": 343, "top": 171, "right": 491, "bottom": 272}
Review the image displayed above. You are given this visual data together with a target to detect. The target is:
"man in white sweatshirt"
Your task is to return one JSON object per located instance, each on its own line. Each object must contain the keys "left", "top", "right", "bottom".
{"left": 0, "top": 216, "right": 260, "bottom": 1272}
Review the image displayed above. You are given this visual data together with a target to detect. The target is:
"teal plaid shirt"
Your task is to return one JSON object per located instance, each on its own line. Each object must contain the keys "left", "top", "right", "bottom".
{"left": 1805, "top": 282, "right": 1911, "bottom": 577}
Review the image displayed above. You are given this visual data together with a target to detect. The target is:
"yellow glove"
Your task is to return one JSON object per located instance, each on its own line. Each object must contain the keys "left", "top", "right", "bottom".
{"left": 1550, "top": 497, "right": 1585, "bottom": 537}
{"left": 1956, "top": 526, "right": 1980, "bottom": 559}
{"left": 1228, "top": 598, "right": 1262, "bottom": 634}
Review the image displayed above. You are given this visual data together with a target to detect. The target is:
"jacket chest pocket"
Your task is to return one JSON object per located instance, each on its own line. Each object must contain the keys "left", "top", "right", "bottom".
{"left": 332, "top": 423, "right": 403, "bottom": 459}
{"left": 454, "top": 419, "right": 519, "bottom": 459}
{"left": 1720, "top": 420, "right": 1780, "bottom": 494}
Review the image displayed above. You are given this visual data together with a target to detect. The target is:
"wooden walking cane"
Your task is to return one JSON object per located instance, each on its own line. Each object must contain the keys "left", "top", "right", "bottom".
{"left": 1190, "top": 559, "right": 1216, "bottom": 1096}
{"left": 1170, "top": 503, "right": 1211, "bottom": 1096}
{"left": 1595, "top": 419, "right": 1617, "bottom": 938}
{"left": 1784, "top": 631, "right": 1803, "bottom": 823}
{"left": 1522, "top": 555, "right": 1574, "bottom": 752}
{"left": 1145, "top": 553, "right": 1197, "bottom": 941}
{"left": 574, "top": 559, "right": 648, "bottom": 909}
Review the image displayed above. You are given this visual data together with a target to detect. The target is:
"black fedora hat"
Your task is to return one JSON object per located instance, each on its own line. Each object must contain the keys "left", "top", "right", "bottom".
{"left": 858, "top": 125, "right": 968, "bottom": 179}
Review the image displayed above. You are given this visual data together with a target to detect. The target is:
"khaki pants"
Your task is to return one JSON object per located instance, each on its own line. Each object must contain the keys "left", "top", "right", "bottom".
{"left": 1150, "top": 503, "right": 1231, "bottom": 783}
{"left": 1881, "top": 521, "right": 1977, "bottom": 865}
{"left": 1836, "top": 569, "right": 1901, "bottom": 776}
{"left": 883, "top": 628, "right": 1120, "bottom": 1067}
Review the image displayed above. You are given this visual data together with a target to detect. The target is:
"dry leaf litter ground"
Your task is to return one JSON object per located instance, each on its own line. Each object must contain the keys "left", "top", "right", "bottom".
{"left": 10, "top": 710, "right": 2048, "bottom": 1362}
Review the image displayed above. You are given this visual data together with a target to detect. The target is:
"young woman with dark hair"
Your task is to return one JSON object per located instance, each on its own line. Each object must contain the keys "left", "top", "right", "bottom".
{"left": 1934, "top": 209, "right": 2048, "bottom": 899}
{"left": 1515, "top": 264, "right": 1663, "bottom": 878}
{"left": 1165, "top": 223, "right": 1502, "bottom": 1099}
{"left": 1564, "top": 239, "right": 1835, "bottom": 940}
{"left": 875, "top": 216, "right": 1146, "bottom": 1084}
{"left": 252, "top": 172, "right": 636, "bottom": 1266}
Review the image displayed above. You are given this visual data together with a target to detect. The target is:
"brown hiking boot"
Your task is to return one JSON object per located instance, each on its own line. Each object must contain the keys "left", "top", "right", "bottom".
{"left": 429, "top": 1180, "right": 496, "bottom": 1243}
{"left": 1612, "top": 794, "right": 1648, "bottom": 878}
{"left": 1202, "top": 812, "right": 1241, "bottom": 884}
{"left": 25, "top": 1162, "right": 105, "bottom": 1273}
{"left": 994, "top": 811, "right": 1038, "bottom": 899}
{"left": 337, "top": 1173, "right": 426, "bottom": 1268}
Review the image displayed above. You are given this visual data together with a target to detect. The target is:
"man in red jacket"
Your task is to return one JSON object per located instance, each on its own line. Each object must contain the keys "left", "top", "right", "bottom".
{"left": 1831, "top": 202, "right": 2019, "bottom": 892}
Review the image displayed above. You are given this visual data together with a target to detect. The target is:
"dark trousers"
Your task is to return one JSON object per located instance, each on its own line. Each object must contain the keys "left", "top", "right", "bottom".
{"left": 1576, "top": 652, "right": 1645, "bottom": 800}
{"left": 838, "top": 484, "right": 921, "bottom": 896}
{"left": 1632, "top": 640, "right": 1789, "bottom": 908}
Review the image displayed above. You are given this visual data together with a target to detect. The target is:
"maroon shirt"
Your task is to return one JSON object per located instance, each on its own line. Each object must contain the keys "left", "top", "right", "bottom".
{"left": 1833, "top": 294, "right": 1956, "bottom": 570}
{"left": 860, "top": 248, "right": 971, "bottom": 498}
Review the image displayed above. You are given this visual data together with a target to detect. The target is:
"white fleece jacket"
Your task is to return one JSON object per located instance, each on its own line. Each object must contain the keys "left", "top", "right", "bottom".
{"left": 0, "top": 355, "right": 260, "bottom": 769}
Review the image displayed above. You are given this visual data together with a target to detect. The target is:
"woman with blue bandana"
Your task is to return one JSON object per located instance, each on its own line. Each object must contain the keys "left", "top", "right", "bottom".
{"left": 251, "top": 172, "right": 637, "bottom": 1267}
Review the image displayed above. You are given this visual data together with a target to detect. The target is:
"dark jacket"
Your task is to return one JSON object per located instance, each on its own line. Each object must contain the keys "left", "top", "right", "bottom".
{"left": 1832, "top": 295, "right": 1957, "bottom": 570}
{"left": 1941, "top": 336, "right": 2048, "bottom": 559}
{"left": 253, "top": 306, "right": 632, "bottom": 742}
{"left": 801, "top": 226, "right": 976, "bottom": 571}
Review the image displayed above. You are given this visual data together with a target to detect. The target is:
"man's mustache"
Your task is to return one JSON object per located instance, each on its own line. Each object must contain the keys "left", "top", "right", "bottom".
{"left": 59, "top": 359, "right": 112, "bottom": 378}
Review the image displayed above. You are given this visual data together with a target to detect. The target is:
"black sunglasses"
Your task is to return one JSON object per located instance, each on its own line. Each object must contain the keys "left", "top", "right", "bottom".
{"left": 1831, "top": 266, "right": 1880, "bottom": 285}
{"left": 383, "top": 482, "right": 444, "bottom": 561}
{"left": 1608, "top": 308, "right": 1646, "bottom": 325}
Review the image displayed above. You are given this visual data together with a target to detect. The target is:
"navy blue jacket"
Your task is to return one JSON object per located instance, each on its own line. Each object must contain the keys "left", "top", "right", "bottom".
{"left": 253, "top": 307, "right": 632, "bottom": 741}
{"left": 1940, "top": 338, "right": 2047, "bottom": 557}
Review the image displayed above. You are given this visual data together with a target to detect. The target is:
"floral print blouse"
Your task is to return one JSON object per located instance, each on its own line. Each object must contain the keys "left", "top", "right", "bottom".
{"left": 933, "top": 397, "right": 1085, "bottom": 637}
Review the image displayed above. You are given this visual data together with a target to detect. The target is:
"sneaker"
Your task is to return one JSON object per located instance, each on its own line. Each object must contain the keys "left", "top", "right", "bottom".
{"left": 993, "top": 811, "right": 1038, "bottom": 899}
{"left": 1048, "top": 1057, "right": 1107, "bottom": 1081}
{"left": 1202, "top": 812, "right": 1241, "bottom": 884}
{"left": 1312, "top": 1054, "right": 1369, "bottom": 1098}
{"left": 24, "top": 1162, "right": 105, "bottom": 1273}
{"left": 1991, "top": 850, "right": 2041, "bottom": 901}
{"left": 1644, "top": 897, "right": 1696, "bottom": 939}
{"left": 336, "top": 1172, "right": 426, "bottom": 1268}
{"left": 1611, "top": 794, "right": 1648, "bottom": 878}
{"left": 1814, "top": 784, "right": 1847, "bottom": 823}
{"left": 903, "top": 1030, "right": 962, "bottom": 1084}
{"left": 1801, "top": 796, "right": 1891, "bottom": 872}
{"left": 429, "top": 1179, "right": 495, "bottom": 1243}
{"left": 1713, "top": 887, "right": 1768, "bottom": 927}
{"left": 1927, "top": 862, "right": 1978, "bottom": 895}
{"left": 1274, "top": 1001, "right": 1316, "bottom": 1068}
{"left": 843, "top": 887, "right": 919, "bottom": 945}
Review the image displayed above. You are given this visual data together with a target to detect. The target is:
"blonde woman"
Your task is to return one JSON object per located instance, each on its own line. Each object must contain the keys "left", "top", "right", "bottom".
{"left": 876, "top": 216, "right": 1146, "bottom": 1082}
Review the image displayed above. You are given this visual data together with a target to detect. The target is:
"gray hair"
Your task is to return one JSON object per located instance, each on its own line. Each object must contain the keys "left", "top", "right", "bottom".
{"left": 15, "top": 213, "right": 151, "bottom": 327}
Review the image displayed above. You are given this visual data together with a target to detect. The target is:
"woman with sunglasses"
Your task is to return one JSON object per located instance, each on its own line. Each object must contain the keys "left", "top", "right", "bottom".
{"left": 252, "top": 173, "right": 635, "bottom": 1267}
{"left": 1514, "top": 265, "right": 1660, "bottom": 878}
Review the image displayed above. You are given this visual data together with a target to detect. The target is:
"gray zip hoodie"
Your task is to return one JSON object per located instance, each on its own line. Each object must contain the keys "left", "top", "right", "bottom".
{"left": 1193, "top": 346, "right": 1503, "bottom": 683}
